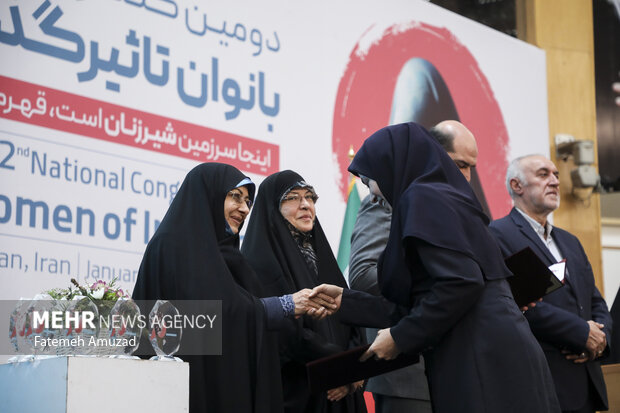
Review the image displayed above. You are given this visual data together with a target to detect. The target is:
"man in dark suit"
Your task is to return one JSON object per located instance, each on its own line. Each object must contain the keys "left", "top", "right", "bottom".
{"left": 489, "top": 154, "right": 612, "bottom": 413}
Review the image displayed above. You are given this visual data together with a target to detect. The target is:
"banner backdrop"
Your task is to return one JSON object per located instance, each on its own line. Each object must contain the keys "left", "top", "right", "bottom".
{"left": 0, "top": 0, "right": 548, "bottom": 300}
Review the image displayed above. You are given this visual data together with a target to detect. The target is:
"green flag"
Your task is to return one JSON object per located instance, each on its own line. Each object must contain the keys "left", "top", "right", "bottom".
{"left": 337, "top": 181, "right": 361, "bottom": 277}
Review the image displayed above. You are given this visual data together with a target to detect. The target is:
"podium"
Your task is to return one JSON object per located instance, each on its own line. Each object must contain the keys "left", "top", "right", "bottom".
{"left": 0, "top": 357, "right": 189, "bottom": 413}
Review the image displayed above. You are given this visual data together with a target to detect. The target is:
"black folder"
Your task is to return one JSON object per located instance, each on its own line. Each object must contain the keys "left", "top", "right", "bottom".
{"left": 306, "top": 344, "right": 419, "bottom": 393}
{"left": 504, "top": 246, "right": 564, "bottom": 308}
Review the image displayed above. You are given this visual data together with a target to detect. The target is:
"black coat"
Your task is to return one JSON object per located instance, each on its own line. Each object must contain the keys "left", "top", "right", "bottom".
{"left": 132, "top": 163, "right": 283, "bottom": 413}
{"left": 490, "top": 208, "right": 612, "bottom": 411}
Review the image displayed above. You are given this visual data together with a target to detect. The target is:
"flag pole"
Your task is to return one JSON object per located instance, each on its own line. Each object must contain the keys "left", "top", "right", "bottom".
{"left": 337, "top": 145, "right": 361, "bottom": 275}
{"left": 347, "top": 145, "right": 356, "bottom": 194}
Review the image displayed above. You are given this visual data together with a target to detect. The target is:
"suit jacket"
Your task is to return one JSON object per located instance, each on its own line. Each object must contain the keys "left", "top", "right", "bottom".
{"left": 489, "top": 208, "right": 612, "bottom": 411}
{"left": 348, "top": 195, "right": 430, "bottom": 400}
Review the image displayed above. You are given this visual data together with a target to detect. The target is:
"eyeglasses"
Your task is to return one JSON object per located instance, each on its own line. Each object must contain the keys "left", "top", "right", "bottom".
{"left": 281, "top": 192, "right": 319, "bottom": 205}
{"left": 227, "top": 191, "right": 253, "bottom": 209}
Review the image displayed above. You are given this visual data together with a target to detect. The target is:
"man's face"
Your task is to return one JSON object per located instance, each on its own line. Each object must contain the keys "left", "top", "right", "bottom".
{"left": 515, "top": 156, "right": 560, "bottom": 215}
{"left": 448, "top": 130, "right": 478, "bottom": 182}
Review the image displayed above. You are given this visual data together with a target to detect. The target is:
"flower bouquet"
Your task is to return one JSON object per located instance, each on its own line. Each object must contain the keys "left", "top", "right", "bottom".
{"left": 46, "top": 278, "right": 130, "bottom": 303}
{"left": 43, "top": 278, "right": 140, "bottom": 357}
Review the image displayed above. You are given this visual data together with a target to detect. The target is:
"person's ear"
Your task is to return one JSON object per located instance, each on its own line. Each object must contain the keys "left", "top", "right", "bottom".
{"left": 510, "top": 178, "right": 523, "bottom": 195}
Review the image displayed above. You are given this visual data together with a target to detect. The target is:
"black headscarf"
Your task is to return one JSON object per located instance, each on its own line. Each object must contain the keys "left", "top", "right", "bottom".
{"left": 241, "top": 170, "right": 366, "bottom": 413}
{"left": 132, "top": 162, "right": 282, "bottom": 413}
{"left": 348, "top": 122, "right": 511, "bottom": 306}
{"left": 242, "top": 171, "right": 348, "bottom": 294}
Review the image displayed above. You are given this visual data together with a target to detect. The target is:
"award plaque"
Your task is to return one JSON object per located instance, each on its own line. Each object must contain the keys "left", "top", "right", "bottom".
{"left": 148, "top": 300, "right": 182, "bottom": 361}
{"left": 107, "top": 298, "right": 141, "bottom": 357}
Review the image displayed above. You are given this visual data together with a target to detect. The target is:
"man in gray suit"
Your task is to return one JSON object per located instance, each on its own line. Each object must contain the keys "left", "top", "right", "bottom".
{"left": 348, "top": 120, "right": 478, "bottom": 412}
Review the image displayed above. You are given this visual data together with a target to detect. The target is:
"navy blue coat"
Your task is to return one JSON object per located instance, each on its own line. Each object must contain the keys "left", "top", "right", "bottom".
{"left": 490, "top": 208, "right": 612, "bottom": 411}
{"left": 345, "top": 123, "right": 560, "bottom": 412}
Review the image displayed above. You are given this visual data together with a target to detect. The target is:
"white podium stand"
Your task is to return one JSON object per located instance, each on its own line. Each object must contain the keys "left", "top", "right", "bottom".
{"left": 0, "top": 356, "right": 189, "bottom": 413}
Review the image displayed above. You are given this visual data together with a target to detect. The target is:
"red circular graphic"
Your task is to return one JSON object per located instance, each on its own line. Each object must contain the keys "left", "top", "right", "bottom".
{"left": 332, "top": 23, "right": 511, "bottom": 218}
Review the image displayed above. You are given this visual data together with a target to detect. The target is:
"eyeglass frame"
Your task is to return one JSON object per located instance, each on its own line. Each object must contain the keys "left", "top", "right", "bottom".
{"left": 227, "top": 189, "right": 253, "bottom": 209}
{"left": 280, "top": 190, "right": 319, "bottom": 206}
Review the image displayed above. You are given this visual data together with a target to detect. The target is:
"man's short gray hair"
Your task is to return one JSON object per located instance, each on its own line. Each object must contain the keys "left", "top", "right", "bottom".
{"left": 505, "top": 155, "right": 543, "bottom": 199}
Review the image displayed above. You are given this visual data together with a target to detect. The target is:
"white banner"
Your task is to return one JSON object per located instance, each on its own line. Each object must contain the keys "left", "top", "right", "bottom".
{"left": 0, "top": 0, "right": 548, "bottom": 300}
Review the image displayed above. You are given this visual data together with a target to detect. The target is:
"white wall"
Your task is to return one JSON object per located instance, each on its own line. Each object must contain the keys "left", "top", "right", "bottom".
{"left": 602, "top": 220, "right": 620, "bottom": 308}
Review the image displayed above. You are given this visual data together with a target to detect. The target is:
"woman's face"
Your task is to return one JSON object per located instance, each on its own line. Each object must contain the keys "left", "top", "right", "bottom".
{"left": 362, "top": 177, "right": 388, "bottom": 206}
{"left": 280, "top": 188, "right": 317, "bottom": 233}
{"left": 224, "top": 185, "right": 251, "bottom": 234}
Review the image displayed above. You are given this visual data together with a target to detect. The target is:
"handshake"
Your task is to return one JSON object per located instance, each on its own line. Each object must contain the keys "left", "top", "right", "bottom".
{"left": 291, "top": 284, "right": 344, "bottom": 320}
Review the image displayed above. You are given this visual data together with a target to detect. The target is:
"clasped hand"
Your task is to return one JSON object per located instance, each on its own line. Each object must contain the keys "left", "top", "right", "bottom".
{"left": 292, "top": 288, "right": 339, "bottom": 320}
{"left": 563, "top": 320, "right": 606, "bottom": 363}
{"left": 327, "top": 380, "right": 364, "bottom": 402}
{"left": 288, "top": 284, "right": 345, "bottom": 320}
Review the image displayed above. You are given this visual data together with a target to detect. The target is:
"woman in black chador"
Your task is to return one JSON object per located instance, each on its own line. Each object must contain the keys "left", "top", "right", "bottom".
{"left": 241, "top": 170, "right": 367, "bottom": 413}
{"left": 132, "top": 163, "right": 334, "bottom": 413}
{"left": 313, "top": 122, "right": 562, "bottom": 412}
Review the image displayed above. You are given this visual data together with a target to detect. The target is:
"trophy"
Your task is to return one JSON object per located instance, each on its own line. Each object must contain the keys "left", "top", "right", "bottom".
{"left": 148, "top": 300, "right": 182, "bottom": 361}
{"left": 107, "top": 297, "right": 141, "bottom": 358}
{"left": 23, "top": 294, "right": 60, "bottom": 359}
{"left": 65, "top": 295, "right": 99, "bottom": 356}
{"left": 7, "top": 298, "right": 29, "bottom": 362}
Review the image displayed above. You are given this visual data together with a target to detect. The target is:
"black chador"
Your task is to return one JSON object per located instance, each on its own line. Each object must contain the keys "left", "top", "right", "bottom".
{"left": 242, "top": 170, "right": 367, "bottom": 413}
{"left": 133, "top": 163, "right": 283, "bottom": 413}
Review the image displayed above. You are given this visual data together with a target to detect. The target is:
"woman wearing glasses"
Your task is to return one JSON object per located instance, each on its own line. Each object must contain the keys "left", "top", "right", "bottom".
{"left": 132, "top": 163, "right": 336, "bottom": 413}
{"left": 242, "top": 170, "right": 367, "bottom": 413}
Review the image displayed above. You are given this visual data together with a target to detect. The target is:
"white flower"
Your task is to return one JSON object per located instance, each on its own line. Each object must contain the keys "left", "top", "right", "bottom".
{"left": 91, "top": 288, "right": 105, "bottom": 300}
